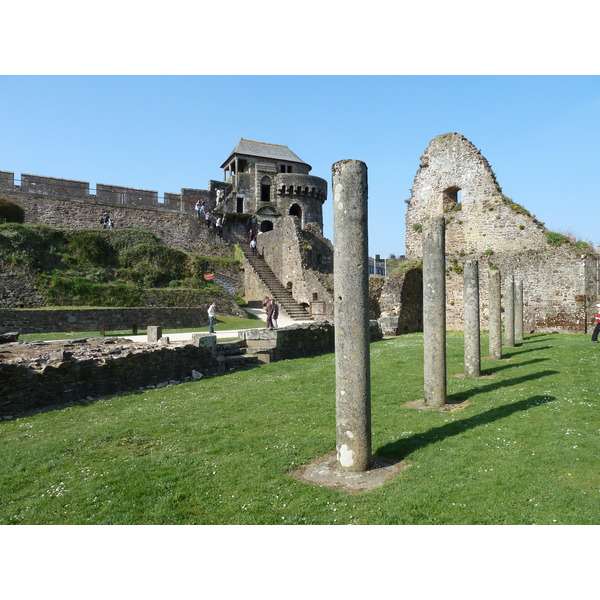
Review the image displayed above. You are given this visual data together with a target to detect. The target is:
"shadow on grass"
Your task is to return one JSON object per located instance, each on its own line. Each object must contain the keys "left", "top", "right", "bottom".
{"left": 449, "top": 369, "right": 559, "bottom": 403}
{"left": 520, "top": 335, "right": 557, "bottom": 344}
{"left": 481, "top": 357, "right": 549, "bottom": 376}
{"left": 499, "top": 346, "right": 553, "bottom": 358}
{"left": 378, "top": 394, "right": 556, "bottom": 461}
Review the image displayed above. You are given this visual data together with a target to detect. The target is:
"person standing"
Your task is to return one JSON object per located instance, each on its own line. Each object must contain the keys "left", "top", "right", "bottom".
{"left": 195, "top": 200, "right": 202, "bottom": 218}
{"left": 208, "top": 302, "right": 216, "bottom": 334}
{"left": 272, "top": 299, "right": 279, "bottom": 328}
{"left": 263, "top": 297, "right": 274, "bottom": 329}
{"left": 250, "top": 237, "right": 257, "bottom": 255}
{"left": 591, "top": 303, "right": 600, "bottom": 343}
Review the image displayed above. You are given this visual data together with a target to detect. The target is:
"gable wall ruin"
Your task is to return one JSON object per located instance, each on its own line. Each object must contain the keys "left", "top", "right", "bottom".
{"left": 404, "top": 133, "right": 599, "bottom": 334}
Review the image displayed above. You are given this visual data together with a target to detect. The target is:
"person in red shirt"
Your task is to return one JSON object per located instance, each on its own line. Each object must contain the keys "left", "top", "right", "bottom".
{"left": 591, "top": 303, "right": 600, "bottom": 343}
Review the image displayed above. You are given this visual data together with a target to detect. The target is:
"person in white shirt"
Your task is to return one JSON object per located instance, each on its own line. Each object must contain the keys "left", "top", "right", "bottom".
{"left": 208, "top": 302, "right": 216, "bottom": 333}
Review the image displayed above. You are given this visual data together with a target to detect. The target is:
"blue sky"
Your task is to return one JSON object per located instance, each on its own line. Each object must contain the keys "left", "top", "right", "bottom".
{"left": 1, "top": 75, "right": 599, "bottom": 257}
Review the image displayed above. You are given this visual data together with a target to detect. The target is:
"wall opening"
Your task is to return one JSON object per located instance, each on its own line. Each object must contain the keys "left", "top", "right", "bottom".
{"left": 442, "top": 186, "right": 462, "bottom": 212}
{"left": 261, "top": 176, "right": 271, "bottom": 202}
{"left": 236, "top": 197, "right": 244, "bottom": 213}
{"left": 260, "top": 220, "right": 273, "bottom": 233}
{"left": 289, "top": 203, "right": 302, "bottom": 219}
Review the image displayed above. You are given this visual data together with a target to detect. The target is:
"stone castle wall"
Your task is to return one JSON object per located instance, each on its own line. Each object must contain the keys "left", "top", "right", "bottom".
{"left": 0, "top": 189, "right": 230, "bottom": 257}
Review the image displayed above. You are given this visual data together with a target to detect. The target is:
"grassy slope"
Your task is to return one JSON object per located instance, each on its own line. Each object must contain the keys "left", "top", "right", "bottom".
{"left": 1, "top": 331, "right": 598, "bottom": 525}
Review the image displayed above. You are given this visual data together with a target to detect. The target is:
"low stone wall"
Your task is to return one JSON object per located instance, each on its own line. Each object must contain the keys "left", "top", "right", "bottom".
{"left": 239, "top": 320, "right": 382, "bottom": 362}
{"left": 0, "top": 307, "right": 211, "bottom": 334}
{"left": 1, "top": 322, "right": 384, "bottom": 417}
{"left": 0, "top": 337, "right": 220, "bottom": 417}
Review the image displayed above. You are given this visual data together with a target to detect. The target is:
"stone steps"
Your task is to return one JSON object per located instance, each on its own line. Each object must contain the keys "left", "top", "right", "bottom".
{"left": 241, "top": 244, "right": 312, "bottom": 320}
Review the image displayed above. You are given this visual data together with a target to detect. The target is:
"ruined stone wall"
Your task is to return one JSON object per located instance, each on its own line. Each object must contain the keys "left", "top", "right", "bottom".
{"left": 0, "top": 322, "right": 383, "bottom": 418}
{"left": 443, "top": 248, "right": 597, "bottom": 333}
{"left": 378, "top": 267, "right": 423, "bottom": 335}
{"left": 404, "top": 133, "right": 599, "bottom": 334}
{"left": 406, "top": 133, "right": 550, "bottom": 258}
{"left": 0, "top": 338, "right": 220, "bottom": 417}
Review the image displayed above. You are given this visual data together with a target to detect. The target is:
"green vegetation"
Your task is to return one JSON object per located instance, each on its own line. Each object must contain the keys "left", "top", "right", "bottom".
{"left": 0, "top": 198, "right": 25, "bottom": 224}
{"left": 1, "top": 331, "right": 598, "bottom": 525}
{"left": 545, "top": 231, "right": 571, "bottom": 247}
{"left": 386, "top": 258, "right": 422, "bottom": 278}
{"left": 412, "top": 223, "right": 422, "bottom": 232}
{"left": 0, "top": 223, "right": 238, "bottom": 307}
{"left": 502, "top": 196, "right": 533, "bottom": 219}
{"left": 574, "top": 240, "right": 595, "bottom": 254}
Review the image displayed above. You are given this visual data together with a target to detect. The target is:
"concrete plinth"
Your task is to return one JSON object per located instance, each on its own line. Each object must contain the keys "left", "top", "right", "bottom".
{"left": 504, "top": 275, "right": 515, "bottom": 348}
{"left": 488, "top": 269, "right": 502, "bottom": 359}
{"left": 332, "top": 159, "right": 371, "bottom": 472}
{"left": 463, "top": 260, "right": 481, "bottom": 377}
{"left": 289, "top": 452, "right": 408, "bottom": 494}
{"left": 422, "top": 216, "right": 446, "bottom": 406}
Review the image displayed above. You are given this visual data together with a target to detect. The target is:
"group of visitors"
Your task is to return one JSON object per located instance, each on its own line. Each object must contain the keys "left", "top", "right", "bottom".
{"left": 248, "top": 228, "right": 261, "bottom": 255}
{"left": 197, "top": 208, "right": 223, "bottom": 237}
{"left": 194, "top": 200, "right": 206, "bottom": 218}
{"left": 262, "top": 297, "right": 279, "bottom": 329}
{"left": 99, "top": 213, "right": 114, "bottom": 229}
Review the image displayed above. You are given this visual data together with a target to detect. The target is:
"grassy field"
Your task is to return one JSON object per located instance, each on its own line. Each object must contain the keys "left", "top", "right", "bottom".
{"left": 1, "top": 331, "right": 599, "bottom": 525}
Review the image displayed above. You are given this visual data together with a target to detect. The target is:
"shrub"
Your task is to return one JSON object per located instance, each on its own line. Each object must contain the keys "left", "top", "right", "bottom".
{"left": 0, "top": 198, "right": 25, "bottom": 224}
{"left": 65, "top": 232, "right": 117, "bottom": 266}
{"left": 546, "top": 231, "right": 570, "bottom": 247}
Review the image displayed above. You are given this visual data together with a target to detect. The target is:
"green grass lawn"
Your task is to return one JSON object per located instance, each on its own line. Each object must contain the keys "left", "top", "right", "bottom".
{"left": 18, "top": 315, "right": 262, "bottom": 342}
{"left": 1, "top": 331, "right": 599, "bottom": 525}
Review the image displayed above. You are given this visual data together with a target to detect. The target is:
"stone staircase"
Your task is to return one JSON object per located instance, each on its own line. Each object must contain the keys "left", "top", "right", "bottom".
{"left": 215, "top": 339, "right": 261, "bottom": 371}
{"left": 240, "top": 243, "right": 312, "bottom": 321}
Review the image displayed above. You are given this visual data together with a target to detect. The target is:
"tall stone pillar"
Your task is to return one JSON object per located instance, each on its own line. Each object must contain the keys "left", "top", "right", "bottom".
{"left": 504, "top": 275, "right": 515, "bottom": 348}
{"left": 488, "top": 268, "right": 502, "bottom": 359}
{"left": 463, "top": 260, "right": 480, "bottom": 377}
{"left": 515, "top": 279, "right": 524, "bottom": 342}
{"left": 332, "top": 159, "right": 371, "bottom": 472}
{"left": 422, "top": 216, "right": 446, "bottom": 406}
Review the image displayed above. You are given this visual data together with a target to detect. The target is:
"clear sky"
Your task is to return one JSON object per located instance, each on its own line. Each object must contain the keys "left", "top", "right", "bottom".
{"left": 1, "top": 75, "right": 599, "bottom": 258}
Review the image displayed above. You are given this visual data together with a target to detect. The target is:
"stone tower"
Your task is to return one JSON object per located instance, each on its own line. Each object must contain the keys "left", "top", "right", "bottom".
{"left": 215, "top": 139, "right": 328, "bottom": 237}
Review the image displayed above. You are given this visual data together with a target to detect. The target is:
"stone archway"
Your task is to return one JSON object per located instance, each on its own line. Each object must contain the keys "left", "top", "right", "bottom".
{"left": 289, "top": 203, "right": 302, "bottom": 219}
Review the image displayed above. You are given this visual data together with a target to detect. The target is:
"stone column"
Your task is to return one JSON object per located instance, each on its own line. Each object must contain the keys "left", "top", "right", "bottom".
{"left": 463, "top": 260, "right": 480, "bottom": 377}
{"left": 332, "top": 159, "right": 371, "bottom": 472}
{"left": 504, "top": 275, "right": 515, "bottom": 348}
{"left": 488, "top": 268, "right": 502, "bottom": 359}
{"left": 422, "top": 216, "right": 446, "bottom": 406}
{"left": 515, "top": 279, "right": 524, "bottom": 342}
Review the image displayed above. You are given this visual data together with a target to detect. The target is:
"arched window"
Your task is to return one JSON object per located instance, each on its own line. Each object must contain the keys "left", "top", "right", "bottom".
{"left": 260, "top": 220, "right": 274, "bottom": 233}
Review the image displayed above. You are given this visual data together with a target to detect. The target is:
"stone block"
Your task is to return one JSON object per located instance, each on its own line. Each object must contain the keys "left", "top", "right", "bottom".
{"left": 147, "top": 326, "right": 162, "bottom": 343}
